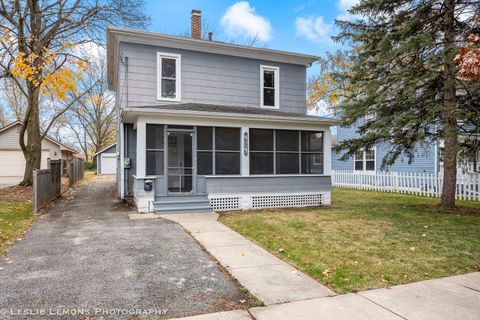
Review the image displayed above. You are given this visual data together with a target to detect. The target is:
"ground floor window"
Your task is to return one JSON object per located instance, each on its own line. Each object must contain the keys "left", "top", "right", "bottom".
{"left": 354, "top": 149, "right": 375, "bottom": 171}
{"left": 197, "top": 127, "right": 241, "bottom": 175}
{"left": 249, "top": 129, "right": 323, "bottom": 174}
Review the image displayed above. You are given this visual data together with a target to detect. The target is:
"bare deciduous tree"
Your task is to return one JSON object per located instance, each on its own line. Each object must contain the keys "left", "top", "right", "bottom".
{"left": 0, "top": 0, "right": 149, "bottom": 185}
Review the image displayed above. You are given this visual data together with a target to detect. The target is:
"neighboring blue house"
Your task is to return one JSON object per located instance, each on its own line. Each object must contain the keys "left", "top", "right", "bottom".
{"left": 332, "top": 117, "right": 442, "bottom": 174}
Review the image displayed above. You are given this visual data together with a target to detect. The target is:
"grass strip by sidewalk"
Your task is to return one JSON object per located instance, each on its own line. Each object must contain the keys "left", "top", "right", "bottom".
{"left": 0, "top": 201, "right": 33, "bottom": 254}
{"left": 220, "top": 188, "right": 480, "bottom": 293}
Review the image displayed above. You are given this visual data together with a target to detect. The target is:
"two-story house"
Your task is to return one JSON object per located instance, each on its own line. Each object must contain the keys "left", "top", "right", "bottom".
{"left": 107, "top": 10, "right": 337, "bottom": 214}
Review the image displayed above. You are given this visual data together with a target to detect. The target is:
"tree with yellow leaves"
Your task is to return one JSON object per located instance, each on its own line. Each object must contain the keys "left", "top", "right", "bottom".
{"left": 0, "top": 0, "right": 149, "bottom": 186}
{"left": 307, "top": 51, "right": 352, "bottom": 114}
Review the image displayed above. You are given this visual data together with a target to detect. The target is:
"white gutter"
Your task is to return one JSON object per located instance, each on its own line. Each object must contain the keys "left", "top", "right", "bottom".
{"left": 121, "top": 107, "right": 339, "bottom": 126}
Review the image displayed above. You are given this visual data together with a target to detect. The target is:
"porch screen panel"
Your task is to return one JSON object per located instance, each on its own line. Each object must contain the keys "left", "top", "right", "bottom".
{"left": 301, "top": 131, "right": 323, "bottom": 174}
{"left": 276, "top": 130, "right": 299, "bottom": 174}
{"left": 215, "top": 128, "right": 240, "bottom": 175}
{"left": 146, "top": 124, "right": 164, "bottom": 175}
{"left": 197, "top": 127, "right": 213, "bottom": 175}
{"left": 196, "top": 127, "right": 240, "bottom": 175}
{"left": 250, "top": 129, "right": 274, "bottom": 174}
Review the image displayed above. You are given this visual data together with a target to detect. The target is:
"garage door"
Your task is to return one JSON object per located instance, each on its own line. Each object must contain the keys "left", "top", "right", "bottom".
{"left": 100, "top": 154, "right": 117, "bottom": 174}
{"left": 0, "top": 150, "right": 51, "bottom": 186}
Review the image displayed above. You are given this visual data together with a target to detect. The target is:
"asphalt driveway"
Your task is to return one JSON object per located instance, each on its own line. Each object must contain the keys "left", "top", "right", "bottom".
{"left": 0, "top": 175, "right": 248, "bottom": 319}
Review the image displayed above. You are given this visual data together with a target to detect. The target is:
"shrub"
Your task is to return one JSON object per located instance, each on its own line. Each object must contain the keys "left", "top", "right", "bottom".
{"left": 84, "top": 161, "right": 95, "bottom": 171}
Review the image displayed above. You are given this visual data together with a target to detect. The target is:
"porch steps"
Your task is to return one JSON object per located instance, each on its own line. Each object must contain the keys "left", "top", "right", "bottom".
{"left": 153, "top": 195, "right": 212, "bottom": 214}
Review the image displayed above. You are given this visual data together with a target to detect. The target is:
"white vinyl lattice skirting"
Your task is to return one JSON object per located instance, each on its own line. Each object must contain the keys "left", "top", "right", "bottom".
{"left": 209, "top": 193, "right": 326, "bottom": 211}
{"left": 209, "top": 197, "right": 241, "bottom": 211}
{"left": 251, "top": 194, "right": 322, "bottom": 209}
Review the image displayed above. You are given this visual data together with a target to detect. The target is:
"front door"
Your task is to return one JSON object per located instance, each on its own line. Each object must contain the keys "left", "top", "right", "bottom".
{"left": 167, "top": 130, "right": 193, "bottom": 193}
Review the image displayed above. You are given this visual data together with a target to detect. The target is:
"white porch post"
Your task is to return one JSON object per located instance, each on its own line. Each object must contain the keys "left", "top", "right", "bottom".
{"left": 119, "top": 122, "right": 124, "bottom": 199}
{"left": 136, "top": 120, "right": 146, "bottom": 178}
{"left": 324, "top": 129, "right": 332, "bottom": 175}
{"left": 241, "top": 126, "right": 249, "bottom": 176}
{"left": 323, "top": 128, "right": 332, "bottom": 205}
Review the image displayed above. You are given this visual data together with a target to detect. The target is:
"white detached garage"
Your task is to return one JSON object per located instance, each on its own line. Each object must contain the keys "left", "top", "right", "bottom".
{"left": 93, "top": 144, "right": 117, "bottom": 174}
{"left": 0, "top": 121, "right": 79, "bottom": 186}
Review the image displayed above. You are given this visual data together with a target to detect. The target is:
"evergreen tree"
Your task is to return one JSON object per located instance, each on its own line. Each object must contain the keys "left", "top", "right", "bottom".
{"left": 332, "top": 0, "right": 479, "bottom": 207}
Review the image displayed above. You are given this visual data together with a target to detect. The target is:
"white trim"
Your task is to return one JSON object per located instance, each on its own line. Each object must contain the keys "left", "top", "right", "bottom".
{"left": 353, "top": 147, "right": 376, "bottom": 173}
{"left": 92, "top": 143, "right": 116, "bottom": 157}
{"left": 120, "top": 123, "right": 125, "bottom": 199}
{"left": 157, "top": 52, "right": 181, "bottom": 102}
{"left": 323, "top": 130, "right": 332, "bottom": 175}
{"left": 123, "top": 107, "right": 339, "bottom": 126}
{"left": 136, "top": 120, "right": 146, "bottom": 177}
{"left": 240, "top": 127, "right": 249, "bottom": 176}
{"left": 107, "top": 27, "right": 319, "bottom": 90}
{"left": 260, "top": 65, "right": 280, "bottom": 109}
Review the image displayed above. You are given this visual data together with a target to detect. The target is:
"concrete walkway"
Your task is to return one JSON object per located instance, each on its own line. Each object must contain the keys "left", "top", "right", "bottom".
{"left": 163, "top": 213, "right": 480, "bottom": 320}
{"left": 161, "top": 213, "right": 335, "bottom": 305}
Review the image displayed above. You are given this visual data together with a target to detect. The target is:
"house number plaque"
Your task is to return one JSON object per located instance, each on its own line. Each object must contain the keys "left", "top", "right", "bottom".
{"left": 243, "top": 131, "right": 249, "bottom": 156}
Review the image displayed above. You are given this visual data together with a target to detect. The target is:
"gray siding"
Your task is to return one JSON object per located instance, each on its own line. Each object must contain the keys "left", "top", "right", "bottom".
{"left": 124, "top": 124, "right": 136, "bottom": 197}
{"left": 0, "top": 124, "right": 59, "bottom": 151}
{"left": 205, "top": 176, "right": 331, "bottom": 194}
{"left": 333, "top": 121, "right": 439, "bottom": 173}
{"left": 118, "top": 42, "right": 307, "bottom": 114}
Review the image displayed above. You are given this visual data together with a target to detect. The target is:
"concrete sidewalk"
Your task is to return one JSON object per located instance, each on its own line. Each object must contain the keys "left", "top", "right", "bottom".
{"left": 164, "top": 213, "right": 480, "bottom": 320}
{"left": 161, "top": 213, "right": 335, "bottom": 305}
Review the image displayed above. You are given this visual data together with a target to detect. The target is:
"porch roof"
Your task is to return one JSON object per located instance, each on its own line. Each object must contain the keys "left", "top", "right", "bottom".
{"left": 122, "top": 103, "right": 339, "bottom": 125}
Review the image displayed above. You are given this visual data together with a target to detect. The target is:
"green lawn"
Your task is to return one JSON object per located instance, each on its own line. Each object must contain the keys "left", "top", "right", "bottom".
{"left": 0, "top": 202, "right": 33, "bottom": 254}
{"left": 219, "top": 189, "right": 480, "bottom": 293}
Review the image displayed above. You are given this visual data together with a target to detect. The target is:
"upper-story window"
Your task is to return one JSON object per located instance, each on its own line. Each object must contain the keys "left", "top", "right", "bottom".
{"left": 157, "top": 52, "right": 181, "bottom": 101}
{"left": 260, "top": 65, "right": 279, "bottom": 109}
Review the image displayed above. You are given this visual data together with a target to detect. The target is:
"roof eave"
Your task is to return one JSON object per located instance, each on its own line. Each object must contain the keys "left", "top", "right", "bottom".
{"left": 122, "top": 107, "right": 339, "bottom": 125}
{"left": 107, "top": 27, "right": 319, "bottom": 91}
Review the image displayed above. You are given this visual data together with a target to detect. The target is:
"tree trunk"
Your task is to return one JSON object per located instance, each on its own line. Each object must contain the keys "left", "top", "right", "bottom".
{"left": 19, "top": 85, "right": 41, "bottom": 186}
{"left": 440, "top": 0, "right": 458, "bottom": 208}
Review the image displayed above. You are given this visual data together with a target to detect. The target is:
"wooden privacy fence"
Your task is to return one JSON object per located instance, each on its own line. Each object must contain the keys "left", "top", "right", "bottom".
{"left": 69, "top": 158, "right": 85, "bottom": 186}
{"left": 33, "top": 160, "right": 61, "bottom": 213}
{"left": 332, "top": 170, "right": 480, "bottom": 201}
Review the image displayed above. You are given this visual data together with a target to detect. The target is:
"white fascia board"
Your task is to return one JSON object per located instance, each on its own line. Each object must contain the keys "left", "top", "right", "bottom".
{"left": 122, "top": 107, "right": 339, "bottom": 128}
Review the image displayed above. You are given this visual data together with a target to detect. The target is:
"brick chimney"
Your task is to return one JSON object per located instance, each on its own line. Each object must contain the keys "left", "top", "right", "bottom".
{"left": 191, "top": 9, "right": 201, "bottom": 39}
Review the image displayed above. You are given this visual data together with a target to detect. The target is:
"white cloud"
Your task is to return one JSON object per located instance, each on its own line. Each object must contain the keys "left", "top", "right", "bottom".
{"left": 221, "top": 2, "right": 272, "bottom": 41}
{"left": 295, "top": 16, "right": 333, "bottom": 44}
{"left": 336, "top": 0, "right": 360, "bottom": 21}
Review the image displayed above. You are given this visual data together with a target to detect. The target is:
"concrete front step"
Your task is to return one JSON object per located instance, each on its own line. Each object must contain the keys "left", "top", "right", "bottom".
{"left": 154, "top": 195, "right": 212, "bottom": 214}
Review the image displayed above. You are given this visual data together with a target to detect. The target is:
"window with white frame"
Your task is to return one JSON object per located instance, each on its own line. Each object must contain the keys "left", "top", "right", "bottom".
{"left": 157, "top": 52, "right": 181, "bottom": 101}
{"left": 260, "top": 65, "right": 279, "bottom": 108}
{"left": 354, "top": 149, "right": 375, "bottom": 171}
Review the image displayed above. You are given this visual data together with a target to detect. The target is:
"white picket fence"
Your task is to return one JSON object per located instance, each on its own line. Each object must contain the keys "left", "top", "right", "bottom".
{"left": 332, "top": 170, "right": 480, "bottom": 201}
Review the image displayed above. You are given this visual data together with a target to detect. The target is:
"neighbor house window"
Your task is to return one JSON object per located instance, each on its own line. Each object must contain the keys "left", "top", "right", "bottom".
{"left": 249, "top": 129, "right": 323, "bottom": 175}
{"left": 146, "top": 124, "right": 164, "bottom": 175}
{"left": 157, "top": 52, "right": 181, "bottom": 101}
{"left": 260, "top": 65, "right": 279, "bottom": 108}
{"left": 196, "top": 127, "right": 241, "bottom": 175}
{"left": 354, "top": 149, "right": 375, "bottom": 171}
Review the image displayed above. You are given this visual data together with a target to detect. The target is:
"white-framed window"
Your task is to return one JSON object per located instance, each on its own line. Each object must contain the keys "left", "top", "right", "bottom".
{"left": 260, "top": 65, "right": 279, "bottom": 109}
{"left": 157, "top": 52, "right": 181, "bottom": 101}
{"left": 354, "top": 148, "right": 376, "bottom": 172}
